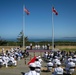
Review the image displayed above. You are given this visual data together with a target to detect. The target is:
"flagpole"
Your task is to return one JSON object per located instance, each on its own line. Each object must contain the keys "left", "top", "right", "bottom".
{"left": 23, "top": 5, "right": 25, "bottom": 50}
{"left": 52, "top": 10, "right": 54, "bottom": 50}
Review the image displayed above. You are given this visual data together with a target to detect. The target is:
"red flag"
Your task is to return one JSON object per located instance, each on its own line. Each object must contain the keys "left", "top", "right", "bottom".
{"left": 24, "top": 8, "right": 30, "bottom": 15}
{"left": 52, "top": 7, "right": 58, "bottom": 15}
{"left": 28, "top": 56, "right": 36, "bottom": 65}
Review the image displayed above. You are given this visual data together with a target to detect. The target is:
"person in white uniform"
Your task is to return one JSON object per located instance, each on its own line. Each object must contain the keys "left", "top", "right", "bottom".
{"left": 44, "top": 45, "right": 47, "bottom": 50}
{"left": 35, "top": 64, "right": 41, "bottom": 75}
{"left": 42, "top": 45, "right": 45, "bottom": 49}
{"left": 52, "top": 62, "right": 63, "bottom": 75}
{"left": 73, "top": 55, "right": 76, "bottom": 65}
{"left": 34, "top": 58, "right": 41, "bottom": 67}
{"left": 64, "top": 59, "right": 75, "bottom": 75}
{"left": 52, "top": 56, "right": 61, "bottom": 67}
{"left": 2, "top": 48, "right": 6, "bottom": 55}
{"left": 37, "top": 56, "right": 43, "bottom": 63}
{"left": 9, "top": 56, "right": 17, "bottom": 66}
{"left": 2, "top": 55, "right": 9, "bottom": 68}
{"left": 37, "top": 45, "right": 40, "bottom": 49}
{"left": 44, "top": 52, "right": 48, "bottom": 59}
{"left": 24, "top": 63, "right": 39, "bottom": 75}
{"left": 47, "top": 59, "right": 53, "bottom": 72}
{"left": 35, "top": 45, "right": 38, "bottom": 49}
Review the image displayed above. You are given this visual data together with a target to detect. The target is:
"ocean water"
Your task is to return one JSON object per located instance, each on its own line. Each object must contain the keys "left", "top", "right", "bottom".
{"left": 29, "top": 38, "right": 76, "bottom": 42}
{"left": 5, "top": 38, "right": 76, "bottom": 42}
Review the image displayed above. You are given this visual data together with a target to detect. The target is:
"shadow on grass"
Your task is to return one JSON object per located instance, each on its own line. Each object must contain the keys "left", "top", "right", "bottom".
{"left": 41, "top": 69, "right": 51, "bottom": 72}
{"left": 21, "top": 72, "right": 25, "bottom": 75}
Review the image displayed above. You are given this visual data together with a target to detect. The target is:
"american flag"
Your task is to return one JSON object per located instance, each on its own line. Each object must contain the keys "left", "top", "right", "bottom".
{"left": 24, "top": 8, "right": 30, "bottom": 15}
{"left": 52, "top": 7, "right": 58, "bottom": 15}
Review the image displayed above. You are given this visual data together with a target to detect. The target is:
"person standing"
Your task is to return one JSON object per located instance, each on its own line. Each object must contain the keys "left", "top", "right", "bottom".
{"left": 42, "top": 45, "right": 45, "bottom": 50}
{"left": 47, "top": 44, "right": 50, "bottom": 50}
{"left": 30, "top": 43, "right": 32, "bottom": 50}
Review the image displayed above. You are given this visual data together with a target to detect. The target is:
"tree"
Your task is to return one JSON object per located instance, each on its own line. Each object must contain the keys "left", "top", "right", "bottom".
{"left": 17, "top": 31, "right": 28, "bottom": 46}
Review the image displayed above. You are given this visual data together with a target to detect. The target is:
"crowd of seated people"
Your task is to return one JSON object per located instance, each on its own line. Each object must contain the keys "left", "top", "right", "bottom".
{"left": 43, "top": 50, "right": 76, "bottom": 75}
{"left": 0, "top": 47, "right": 29, "bottom": 68}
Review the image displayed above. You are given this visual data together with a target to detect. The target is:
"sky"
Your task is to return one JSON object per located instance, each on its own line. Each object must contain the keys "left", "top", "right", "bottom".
{"left": 0, "top": 0, "right": 76, "bottom": 40}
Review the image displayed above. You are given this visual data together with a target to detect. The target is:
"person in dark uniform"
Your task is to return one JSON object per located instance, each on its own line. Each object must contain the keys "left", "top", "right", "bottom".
{"left": 20, "top": 45, "right": 22, "bottom": 48}
{"left": 54, "top": 44, "right": 56, "bottom": 48}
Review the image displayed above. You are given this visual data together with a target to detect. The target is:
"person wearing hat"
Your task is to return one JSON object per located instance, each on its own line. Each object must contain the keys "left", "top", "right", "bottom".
{"left": 47, "top": 44, "right": 50, "bottom": 50}
{"left": 30, "top": 43, "right": 32, "bottom": 50}
{"left": 52, "top": 62, "right": 63, "bottom": 75}
{"left": 35, "top": 64, "right": 41, "bottom": 75}
{"left": 47, "top": 59, "right": 53, "bottom": 72}
{"left": 24, "top": 63, "right": 39, "bottom": 75}
{"left": 37, "top": 56, "right": 43, "bottom": 63}
{"left": 52, "top": 56, "right": 61, "bottom": 67}
{"left": 34, "top": 58, "right": 41, "bottom": 67}
{"left": 9, "top": 56, "right": 17, "bottom": 66}
{"left": 64, "top": 59, "right": 75, "bottom": 75}
{"left": 72, "top": 55, "right": 76, "bottom": 65}
{"left": 2, "top": 55, "right": 9, "bottom": 68}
